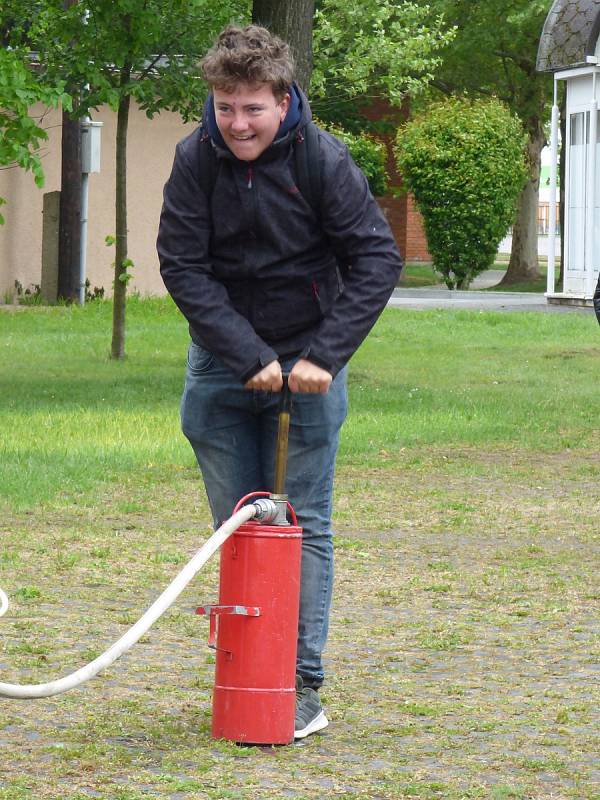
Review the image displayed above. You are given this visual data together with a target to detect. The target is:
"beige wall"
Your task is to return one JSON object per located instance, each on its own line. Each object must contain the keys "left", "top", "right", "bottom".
{"left": 0, "top": 102, "right": 198, "bottom": 300}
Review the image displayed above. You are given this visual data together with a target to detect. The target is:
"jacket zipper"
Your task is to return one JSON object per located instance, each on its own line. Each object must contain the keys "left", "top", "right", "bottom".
{"left": 246, "top": 165, "right": 258, "bottom": 329}
{"left": 247, "top": 166, "right": 258, "bottom": 232}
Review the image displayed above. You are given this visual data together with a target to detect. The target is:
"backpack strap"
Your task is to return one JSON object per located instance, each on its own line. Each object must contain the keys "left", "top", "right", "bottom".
{"left": 294, "top": 121, "right": 322, "bottom": 216}
{"left": 197, "top": 127, "right": 218, "bottom": 199}
{"left": 295, "top": 121, "right": 348, "bottom": 287}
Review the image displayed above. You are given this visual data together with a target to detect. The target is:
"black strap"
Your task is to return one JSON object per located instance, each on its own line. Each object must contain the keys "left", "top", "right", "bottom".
{"left": 594, "top": 272, "right": 600, "bottom": 326}
{"left": 294, "top": 122, "right": 321, "bottom": 216}
{"left": 197, "top": 128, "right": 218, "bottom": 200}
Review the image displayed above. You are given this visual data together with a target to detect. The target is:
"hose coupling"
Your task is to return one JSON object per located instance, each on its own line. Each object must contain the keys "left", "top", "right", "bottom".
{"left": 251, "top": 498, "right": 279, "bottom": 523}
{"left": 269, "top": 494, "right": 290, "bottom": 526}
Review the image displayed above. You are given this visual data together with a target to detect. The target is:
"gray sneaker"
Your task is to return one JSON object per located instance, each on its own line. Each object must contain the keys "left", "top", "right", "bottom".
{"left": 294, "top": 675, "right": 329, "bottom": 739}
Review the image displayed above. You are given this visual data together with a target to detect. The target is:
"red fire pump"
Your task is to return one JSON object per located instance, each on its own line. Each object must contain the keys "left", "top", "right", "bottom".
{"left": 197, "top": 378, "right": 301, "bottom": 745}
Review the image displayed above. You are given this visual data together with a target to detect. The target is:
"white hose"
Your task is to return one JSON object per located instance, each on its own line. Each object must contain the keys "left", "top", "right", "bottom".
{"left": 0, "top": 588, "right": 8, "bottom": 619}
{"left": 0, "top": 504, "right": 257, "bottom": 699}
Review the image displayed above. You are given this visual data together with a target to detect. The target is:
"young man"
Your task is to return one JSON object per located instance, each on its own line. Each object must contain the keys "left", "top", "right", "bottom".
{"left": 157, "top": 25, "right": 402, "bottom": 739}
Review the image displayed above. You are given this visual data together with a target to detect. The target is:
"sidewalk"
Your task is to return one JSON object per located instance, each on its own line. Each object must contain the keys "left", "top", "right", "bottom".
{"left": 389, "top": 269, "right": 594, "bottom": 314}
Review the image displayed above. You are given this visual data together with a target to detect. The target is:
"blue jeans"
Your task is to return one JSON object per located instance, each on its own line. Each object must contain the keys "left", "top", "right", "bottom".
{"left": 181, "top": 342, "right": 348, "bottom": 688}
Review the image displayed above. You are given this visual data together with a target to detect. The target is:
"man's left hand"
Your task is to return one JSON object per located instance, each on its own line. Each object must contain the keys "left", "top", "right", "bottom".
{"left": 288, "top": 359, "right": 332, "bottom": 394}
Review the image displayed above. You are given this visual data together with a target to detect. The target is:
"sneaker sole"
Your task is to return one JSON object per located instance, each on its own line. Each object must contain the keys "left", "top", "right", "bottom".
{"left": 294, "top": 710, "right": 329, "bottom": 739}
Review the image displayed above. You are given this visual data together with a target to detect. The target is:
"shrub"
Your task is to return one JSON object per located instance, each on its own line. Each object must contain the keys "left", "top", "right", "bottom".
{"left": 319, "top": 120, "right": 389, "bottom": 196}
{"left": 394, "top": 97, "right": 528, "bottom": 289}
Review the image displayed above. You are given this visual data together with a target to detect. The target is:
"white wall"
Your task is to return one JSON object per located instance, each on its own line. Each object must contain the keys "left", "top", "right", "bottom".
{"left": 0, "top": 102, "right": 198, "bottom": 299}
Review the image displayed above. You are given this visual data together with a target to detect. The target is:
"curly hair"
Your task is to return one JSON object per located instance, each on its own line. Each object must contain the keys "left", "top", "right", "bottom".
{"left": 201, "top": 25, "right": 295, "bottom": 102}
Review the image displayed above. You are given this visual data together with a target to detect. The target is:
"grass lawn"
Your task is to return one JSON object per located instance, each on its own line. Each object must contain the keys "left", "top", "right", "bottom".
{"left": 400, "top": 260, "right": 560, "bottom": 294}
{"left": 398, "top": 262, "right": 441, "bottom": 288}
{"left": 0, "top": 299, "right": 598, "bottom": 800}
{"left": 486, "top": 261, "right": 557, "bottom": 294}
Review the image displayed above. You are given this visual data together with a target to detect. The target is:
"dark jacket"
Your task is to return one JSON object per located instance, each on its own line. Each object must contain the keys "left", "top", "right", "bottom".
{"left": 594, "top": 273, "right": 600, "bottom": 325}
{"left": 157, "top": 88, "right": 403, "bottom": 383}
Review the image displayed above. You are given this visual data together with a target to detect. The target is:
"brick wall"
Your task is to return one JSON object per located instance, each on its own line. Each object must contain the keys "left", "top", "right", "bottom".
{"left": 359, "top": 97, "right": 431, "bottom": 263}
{"left": 404, "top": 194, "right": 430, "bottom": 262}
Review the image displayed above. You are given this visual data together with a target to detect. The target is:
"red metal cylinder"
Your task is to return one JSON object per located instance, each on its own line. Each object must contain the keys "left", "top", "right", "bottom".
{"left": 208, "top": 519, "right": 302, "bottom": 744}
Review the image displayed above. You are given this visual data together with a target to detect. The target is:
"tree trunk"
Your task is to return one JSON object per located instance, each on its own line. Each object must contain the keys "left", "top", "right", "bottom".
{"left": 111, "top": 88, "right": 131, "bottom": 360}
{"left": 252, "top": 0, "right": 315, "bottom": 91}
{"left": 500, "top": 126, "right": 545, "bottom": 286}
{"left": 57, "top": 0, "right": 82, "bottom": 303}
{"left": 57, "top": 110, "right": 82, "bottom": 302}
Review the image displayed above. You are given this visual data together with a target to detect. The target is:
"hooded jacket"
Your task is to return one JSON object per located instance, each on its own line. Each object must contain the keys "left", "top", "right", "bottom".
{"left": 157, "top": 86, "right": 403, "bottom": 383}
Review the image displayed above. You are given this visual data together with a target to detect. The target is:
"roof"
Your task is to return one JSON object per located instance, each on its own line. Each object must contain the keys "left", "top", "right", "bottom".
{"left": 537, "top": 0, "right": 600, "bottom": 72}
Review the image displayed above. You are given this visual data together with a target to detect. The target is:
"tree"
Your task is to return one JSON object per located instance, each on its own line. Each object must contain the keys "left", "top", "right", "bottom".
{"left": 0, "top": 47, "right": 70, "bottom": 224}
{"left": 251, "top": 1, "right": 453, "bottom": 125}
{"left": 30, "top": 0, "right": 246, "bottom": 357}
{"left": 425, "top": 0, "right": 553, "bottom": 285}
{"left": 318, "top": 121, "right": 389, "bottom": 195}
{"left": 395, "top": 97, "right": 528, "bottom": 289}
{"left": 252, "top": 0, "right": 315, "bottom": 91}
{"left": 1, "top": 1, "right": 82, "bottom": 297}
{"left": 310, "top": 0, "right": 454, "bottom": 128}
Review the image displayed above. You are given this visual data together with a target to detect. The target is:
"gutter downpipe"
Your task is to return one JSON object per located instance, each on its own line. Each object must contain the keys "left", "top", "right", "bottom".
{"left": 78, "top": 8, "right": 91, "bottom": 306}
{"left": 79, "top": 116, "right": 90, "bottom": 306}
{"left": 547, "top": 77, "right": 559, "bottom": 296}
{"left": 585, "top": 71, "right": 598, "bottom": 299}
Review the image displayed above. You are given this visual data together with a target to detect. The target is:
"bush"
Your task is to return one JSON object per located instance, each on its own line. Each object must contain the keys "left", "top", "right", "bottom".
{"left": 394, "top": 97, "right": 528, "bottom": 289}
{"left": 318, "top": 120, "right": 389, "bottom": 196}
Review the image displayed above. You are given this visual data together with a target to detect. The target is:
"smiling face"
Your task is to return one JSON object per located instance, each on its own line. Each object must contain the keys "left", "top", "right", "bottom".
{"left": 213, "top": 83, "right": 290, "bottom": 162}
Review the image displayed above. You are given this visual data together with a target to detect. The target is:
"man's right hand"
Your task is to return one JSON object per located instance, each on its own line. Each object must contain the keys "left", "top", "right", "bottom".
{"left": 244, "top": 360, "right": 283, "bottom": 392}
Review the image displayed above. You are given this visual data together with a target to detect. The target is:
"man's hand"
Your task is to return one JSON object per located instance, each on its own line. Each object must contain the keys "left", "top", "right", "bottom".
{"left": 289, "top": 359, "right": 332, "bottom": 394}
{"left": 244, "top": 360, "right": 283, "bottom": 392}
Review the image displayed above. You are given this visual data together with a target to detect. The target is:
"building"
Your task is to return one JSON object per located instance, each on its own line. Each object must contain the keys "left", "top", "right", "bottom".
{"left": 537, "top": 0, "right": 600, "bottom": 303}
{"left": 0, "top": 103, "right": 197, "bottom": 300}
{"left": 0, "top": 97, "right": 429, "bottom": 303}
{"left": 498, "top": 147, "right": 562, "bottom": 259}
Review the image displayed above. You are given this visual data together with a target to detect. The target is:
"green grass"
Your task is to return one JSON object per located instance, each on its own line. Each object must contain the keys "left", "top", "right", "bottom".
{"left": 400, "top": 259, "right": 561, "bottom": 293}
{"left": 343, "top": 306, "right": 599, "bottom": 460}
{"left": 487, "top": 275, "right": 548, "bottom": 292}
{"left": 1, "top": 297, "right": 598, "bottom": 509}
{"left": 1, "top": 298, "right": 189, "bottom": 509}
{"left": 484, "top": 261, "right": 557, "bottom": 294}
{"left": 1, "top": 298, "right": 598, "bottom": 800}
{"left": 398, "top": 261, "right": 440, "bottom": 287}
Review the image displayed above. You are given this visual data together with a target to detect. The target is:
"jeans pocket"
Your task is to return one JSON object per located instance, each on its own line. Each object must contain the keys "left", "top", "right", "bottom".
{"left": 187, "top": 342, "right": 214, "bottom": 375}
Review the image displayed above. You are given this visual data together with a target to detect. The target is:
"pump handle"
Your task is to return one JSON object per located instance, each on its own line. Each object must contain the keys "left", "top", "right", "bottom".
{"left": 273, "top": 374, "right": 292, "bottom": 496}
